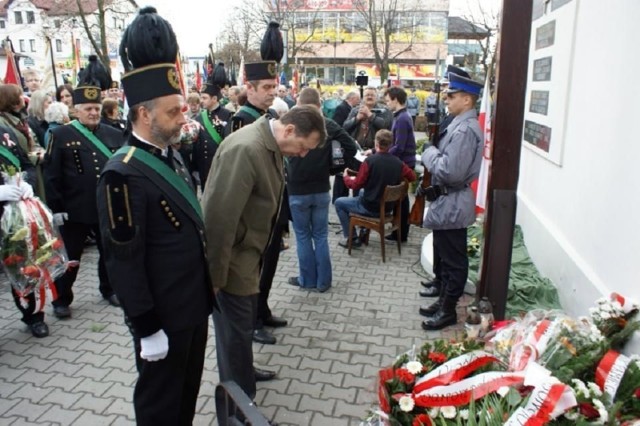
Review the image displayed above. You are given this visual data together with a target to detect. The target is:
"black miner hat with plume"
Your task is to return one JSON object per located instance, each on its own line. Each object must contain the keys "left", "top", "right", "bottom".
{"left": 119, "top": 6, "right": 182, "bottom": 106}
{"left": 73, "top": 55, "right": 112, "bottom": 104}
{"left": 244, "top": 21, "right": 283, "bottom": 82}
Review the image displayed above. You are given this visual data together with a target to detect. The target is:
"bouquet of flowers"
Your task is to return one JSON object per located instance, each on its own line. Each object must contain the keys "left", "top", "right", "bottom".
{"left": 1, "top": 169, "right": 67, "bottom": 311}
{"left": 364, "top": 293, "right": 640, "bottom": 425}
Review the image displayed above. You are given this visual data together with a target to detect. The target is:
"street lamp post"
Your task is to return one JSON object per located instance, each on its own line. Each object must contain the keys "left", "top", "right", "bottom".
{"left": 326, "top": 38, "right": 344, "bottom": 84}
{"left": 42, "top": 23, "right": 58, "bottom": 88}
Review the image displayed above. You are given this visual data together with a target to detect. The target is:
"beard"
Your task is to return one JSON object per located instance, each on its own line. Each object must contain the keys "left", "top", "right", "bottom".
{"left": 150, "top": 118, "right": 181, "bottom": 147}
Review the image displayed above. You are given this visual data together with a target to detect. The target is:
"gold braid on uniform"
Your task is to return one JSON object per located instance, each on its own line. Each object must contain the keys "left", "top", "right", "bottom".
{"left": 102, "top": 170, "right": 141, "bottom": 259}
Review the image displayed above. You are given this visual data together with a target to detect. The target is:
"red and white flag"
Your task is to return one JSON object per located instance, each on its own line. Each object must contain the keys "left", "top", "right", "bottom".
{"left": 3, "top": 42, "right": 21, "bottom": 86}
{"left": 476, "top": 75, "right": 493, "bottom": 211}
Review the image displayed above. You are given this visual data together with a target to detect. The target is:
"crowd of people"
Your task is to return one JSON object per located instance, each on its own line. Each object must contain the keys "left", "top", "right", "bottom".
{"left": 0, "top": 6, "right": 485, "bottom": 424}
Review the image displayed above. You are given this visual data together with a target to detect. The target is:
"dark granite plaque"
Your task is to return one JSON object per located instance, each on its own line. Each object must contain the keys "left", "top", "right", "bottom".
{"left": 536, "top": 20, "right": 556, "bottom": 49}
{"left": 533, "top": 57, "right": 553, "bottom": 81}
{"left": 529, "top": 90, "right": 550, "bottom": 115}
{"left": 552, "top": 0, "right": 572, "bottom": 11}
{"left": 524, "top": 120, "right": 552, "bottom": 152}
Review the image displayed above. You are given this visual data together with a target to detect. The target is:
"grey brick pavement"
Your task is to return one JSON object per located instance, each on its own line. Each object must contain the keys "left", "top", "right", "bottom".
{"left": 0, "top": 208, "right": 469, "bottom": 425}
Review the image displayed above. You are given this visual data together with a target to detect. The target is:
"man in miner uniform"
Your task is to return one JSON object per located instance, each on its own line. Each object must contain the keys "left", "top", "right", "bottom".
{"left": 96, "top": 7, "right": 216, "bottom": 424}
{"left": 44, "top": 55, "right": 125, "bottom": 319}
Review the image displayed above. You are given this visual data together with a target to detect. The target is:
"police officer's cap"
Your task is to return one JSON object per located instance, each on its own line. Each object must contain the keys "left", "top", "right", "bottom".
{"left": 446, "top": 73, "right": 483, "bottom": 96}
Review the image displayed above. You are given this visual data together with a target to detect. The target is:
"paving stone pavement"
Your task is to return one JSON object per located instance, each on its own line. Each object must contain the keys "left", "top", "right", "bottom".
{"left": 0, "top": 207, "right": 470, "bottom": 425}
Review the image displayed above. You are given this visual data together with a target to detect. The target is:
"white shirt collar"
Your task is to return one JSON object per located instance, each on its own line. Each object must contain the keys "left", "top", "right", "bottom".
{"left": 132, "top": 130, "right": 169, "bottom": 157}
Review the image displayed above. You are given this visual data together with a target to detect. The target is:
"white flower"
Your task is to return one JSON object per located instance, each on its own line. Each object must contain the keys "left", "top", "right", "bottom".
{"left": 564, "top": 410, "right": 579, "bottom": 421}
{"left": 571, "top": 378, "right": 588, "bottom": 397}
{"left": 428, "top": 407, "right": 440, "bottom": 418}
{"left": 459, "top": 409, "right": 469, "bottom": 420}
{"left": 405, "top": 361, "right": 423, "bottom": 375}
{"left": 593, "top": 399, "right": 608, "bottom": 423}
{"left": 398, "top": 395, "right": 415, "bottom": 412}
{"left": 441, "top": 406, "right": 456, "bottom": 419}
{"left": 587, "top": 382, "right": 603, "bottom": 398}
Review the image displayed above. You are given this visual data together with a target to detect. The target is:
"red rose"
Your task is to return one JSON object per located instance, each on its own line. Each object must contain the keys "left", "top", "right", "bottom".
{"left": 578, "top": 402, "right": 600, "bottom": 420}
{"left": 428, "top": 352, "right": 447, "bottom": 364}
{"left": 395, "top": 368, "right": 415, "bottom": 384}
{"left": 379, "top": 367, "right": 395, "bottom": 383}
{"left": 634, "top": 388, "right": 640, "bottom": 398}
{"left": 412, "top": 414, "right": 433, "bottom": 426}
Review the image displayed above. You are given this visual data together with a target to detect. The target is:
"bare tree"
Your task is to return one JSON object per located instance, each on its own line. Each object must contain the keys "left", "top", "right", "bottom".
{"left": 458, "top": 0, "right": 500, "bottom": 79}
{"left": 352, "top": 0, "right": 425, "bottom": 82}
{"left": 74, "top": 0, "right": 139, "bottom": 70}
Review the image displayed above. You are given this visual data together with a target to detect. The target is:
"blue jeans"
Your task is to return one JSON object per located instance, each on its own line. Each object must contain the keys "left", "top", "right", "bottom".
{"left": 334, "top": 194, "right": 378, "bottom": 238}
{"left": 289, "top": 192, "right": 332, "bottom": 291}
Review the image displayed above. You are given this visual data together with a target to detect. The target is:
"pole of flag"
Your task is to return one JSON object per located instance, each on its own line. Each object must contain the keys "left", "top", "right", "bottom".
{"left": 174, "top": 52, "right": 188, "bottom": 98}
{"left": 475, "top": 74, "right": 493, "bottom": 212}
{"left": 237, "top": 55, "right": 245, "bottom": 87}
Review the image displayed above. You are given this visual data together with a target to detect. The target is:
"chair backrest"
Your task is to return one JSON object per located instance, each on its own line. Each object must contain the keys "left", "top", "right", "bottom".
{"left": 379, "top": 180, "right": 408, "bottom": 219}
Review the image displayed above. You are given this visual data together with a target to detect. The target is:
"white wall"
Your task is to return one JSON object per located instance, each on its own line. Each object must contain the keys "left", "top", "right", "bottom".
{"left": 516, "top": 0, "right": 640, "bottom": 352}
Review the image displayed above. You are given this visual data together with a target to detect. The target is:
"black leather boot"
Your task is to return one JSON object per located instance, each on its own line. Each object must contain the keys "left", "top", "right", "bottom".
{"left": 419, "top": 284, "right": 445, "bottom": 317}
{"left": 422, "top": 297, "right": 458, "bottom": 331}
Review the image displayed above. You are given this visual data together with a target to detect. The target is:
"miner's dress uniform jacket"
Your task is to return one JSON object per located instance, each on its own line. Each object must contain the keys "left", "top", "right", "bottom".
{"left": 44, "top": 122, "right": 125, "bottom": 223}
{"left": 225, "top": 102, "right": 271, "bottom": 136}
{"left": 96, "top": 136, "right": 215, "bottom": 339}
{"left": 193, "top": 106, "right": 232, "bottom": 187}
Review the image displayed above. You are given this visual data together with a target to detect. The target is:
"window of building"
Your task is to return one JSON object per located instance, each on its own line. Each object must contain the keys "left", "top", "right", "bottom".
{"left": 0, "top": 20, "right": 5, "bottom": 29}
{"left": 19, "top": 39, "right": 25, "bottom": 52}
{"left": 14, "top": 11, "right": 23, "bottom": 24}
{"left": 26, "top": 11, "right": 35, "bottom": 24}
{"left": 54, "top": 19, "right": 61, "bottom": 29}
{"left": 55, "top": 39, "right": 62, "bottom": 52}
{"left": 29, "top": 39, "right": 36, "bottom": 52}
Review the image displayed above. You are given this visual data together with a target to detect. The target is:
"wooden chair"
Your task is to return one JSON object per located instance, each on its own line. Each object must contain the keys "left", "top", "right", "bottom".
{"left": 347, "top": 181, "right": 408, "bottom": 262}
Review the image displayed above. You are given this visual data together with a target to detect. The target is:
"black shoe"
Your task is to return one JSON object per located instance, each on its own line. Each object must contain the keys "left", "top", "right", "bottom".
{"left": 338, "top": 237, "right": 361, "bottom": 248}
{"left": 419, "top": 286, "right": 440, "bottom": 297}
{"left": 253, "top": 328, "right": 276, "bottom": 345}
{"left": 29, "top": 321, "right": 49, "bottom": 338}
{"left": 385, "top": 234, "right": 407, "bottom": 243}
{"left": 105, "top": 294, "right": 121, "bottom": 307}
{"left": 53, "top": 305, "right": 71, "bottom": 319}
{"left": 254, "top": 367, "right": 276, "bottom": 382}
{"left": 287, "top": 277, "right": 301, "bottom": 287}
{"left": 421, "top": 279, "right": 441, "bottom": 289}
{"left": 419, "top": 299, "right": 443, "bottom": 317}
{"left": 263, "top": 316, "right": 288, "bottom": 328}
{"left": 422, "top": 309, "right": 457, "bottom": 331}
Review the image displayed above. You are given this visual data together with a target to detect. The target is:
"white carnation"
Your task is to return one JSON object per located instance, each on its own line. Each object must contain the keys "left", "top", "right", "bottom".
{"left": 593, "top": 399, "right": 608, "bottom": 423}
{"left": 459, "top": 409, "right": 469, "bottom": 420}
{"left": 587, "top": 382, "right": 603, "bottom": 397}
{"left": 398, "top": 395, "right": 415, "bottom": 412}
{"left": 441, "top": 406, "right": 456, "bottom": 419}
{"left": 405, "top": 361, "right": 423, "bottom": 375}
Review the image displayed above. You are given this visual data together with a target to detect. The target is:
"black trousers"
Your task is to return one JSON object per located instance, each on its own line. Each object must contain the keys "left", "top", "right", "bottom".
{"left": 53, "top": 221, "right": 113, "bottom": 307}
{"left": 11, "top": 288, "right": 44, "bottom": 325}
{"left": 213, "top": 291, "right": 257, "bottom": 400}
{"left": 132, "top": 320, "right": 208, "bottom": 426}
{"left": 400, "top": 194, "right": 410, "bottom": 240}
{"left": 256, "top": 220, "right": 286, "bottom": 328}
{"left": 432, "top": 228, "right": 468, "bottom": 300}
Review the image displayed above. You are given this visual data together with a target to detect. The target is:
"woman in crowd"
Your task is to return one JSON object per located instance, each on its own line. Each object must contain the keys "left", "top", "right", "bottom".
{"left": 43, "top": 102, "right": 69, "bottom": 148}
{"left": 55, "top": 84, "right": 74, "bottom": 119}
{"left": 0, "top": 84, "right": 46, "bottom": 199}
{"left": 26, "top": 90, "right": 52, "bottom": 147}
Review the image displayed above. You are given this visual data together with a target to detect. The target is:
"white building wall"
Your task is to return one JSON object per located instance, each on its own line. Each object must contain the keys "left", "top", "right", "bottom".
{"left": 516, "top": 0, "right": 640, "bottom": 351}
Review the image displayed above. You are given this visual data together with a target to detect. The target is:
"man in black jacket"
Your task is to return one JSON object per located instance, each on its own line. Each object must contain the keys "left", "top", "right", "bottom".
{"left": 287, "top": 87, "right": 358, "bottom": 292}
{"left": 333, "top": 90, "right": 360, "bottom": 127}
{"left": 44, "top": 80, "right": 125, "bottom": 318}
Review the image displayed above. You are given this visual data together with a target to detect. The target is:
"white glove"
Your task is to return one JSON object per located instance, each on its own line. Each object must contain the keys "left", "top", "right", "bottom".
{"left": 0, "top": 185, "right": 22, "bottom": 202}
{"left": 140, "top": 329, "right": 169, "bottom": 362}
{"left": 19, "top": 181, "right": 34, "bottom": 199}
{"left": 52, "top": 212, "right": 68, "bottom": 226}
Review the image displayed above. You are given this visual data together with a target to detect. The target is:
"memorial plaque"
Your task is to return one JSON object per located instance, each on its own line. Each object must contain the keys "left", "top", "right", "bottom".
{"left": 529, "top": 90, "right": 550, "bottom": 115}
{"left": 524, "top": 120, "right": 552, "bottom": 152}
{"left": 552, "top": 0, "right": 572, "bottom": 11}
{"left": 536, "top": 20, "right": 556, "bottom": 49}
{"left": 533, "top": 57, "right": 553, "bottom": 81}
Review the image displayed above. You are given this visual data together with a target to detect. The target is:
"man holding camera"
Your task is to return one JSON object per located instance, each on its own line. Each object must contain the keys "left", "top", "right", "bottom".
{"left": 334, "top": 87, "right": 392, "bottom": 202}
{"left": 419, "top": 73, "right": 483, "bottom": 331}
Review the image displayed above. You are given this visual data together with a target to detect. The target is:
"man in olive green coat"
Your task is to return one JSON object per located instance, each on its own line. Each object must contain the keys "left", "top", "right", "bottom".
{"left": 201, "top": 105, "right": 326, "bottom": 405}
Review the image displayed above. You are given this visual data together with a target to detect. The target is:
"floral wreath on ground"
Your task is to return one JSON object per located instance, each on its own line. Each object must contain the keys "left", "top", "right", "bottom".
{"left": 363, "top": 293, "right": 640, "bottom": 426}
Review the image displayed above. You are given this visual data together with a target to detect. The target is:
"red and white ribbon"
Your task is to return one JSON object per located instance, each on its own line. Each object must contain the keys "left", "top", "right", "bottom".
{"left": 414, "top": 371, "right": 526, "bottom": 407}
{"left": 596, "top": 350, "right": 631, "bottom": 400}
{"left": 509, "top": 319, "right": 560, "bottom": 371}
{"left": 413, "top": 350, "right": 499, "bottom": 393}
{"left": 610, "top": 293, "right": 638, "bottom": 314}
{"left": 504, "top": 381, "right": 576, "bottom": 426}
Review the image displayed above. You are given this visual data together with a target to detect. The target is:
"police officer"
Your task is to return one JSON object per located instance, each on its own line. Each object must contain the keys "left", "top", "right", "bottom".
{"left": 96, "top": 7, "right": 215, "bottom": 424}
{"left": 192, "top": 80, "right": 231, "bottom": 190}
{"left": 44, "top": 56, "right": 125, "bottom": 319}
{"left": 419, "top": 73, "right": 483, "bottom": 331}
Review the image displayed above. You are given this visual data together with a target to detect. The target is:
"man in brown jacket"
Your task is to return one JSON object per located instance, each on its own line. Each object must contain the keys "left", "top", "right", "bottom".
{"left": 201, "top": 105, "right": 326, "bottom": 411}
